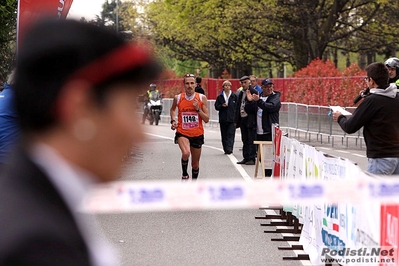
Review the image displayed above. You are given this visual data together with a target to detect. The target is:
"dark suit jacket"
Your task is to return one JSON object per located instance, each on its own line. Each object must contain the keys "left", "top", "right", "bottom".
{"left": 214, "top": 92, "right": 237, "bottom": 123}
{"left": 0, "top": 146, "right": 91, "bottom": 265}
{"left": 235, "top": 86, "right": 258, "bottom": 129}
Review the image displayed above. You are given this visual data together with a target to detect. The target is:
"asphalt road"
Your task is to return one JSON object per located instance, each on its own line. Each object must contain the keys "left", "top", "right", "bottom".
{"left": 94, "top": 122, "right": 367, "bottom": 266}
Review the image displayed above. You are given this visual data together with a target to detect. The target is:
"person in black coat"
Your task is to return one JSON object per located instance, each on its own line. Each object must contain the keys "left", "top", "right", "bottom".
{"left": 247, "top": 78, "right": 281, "bottom": 142}
{"left": 0, "top": 19, "right": 161, "bottom": 265}
{"left": 215, "top": 80, "right": 237, "bottom": 154}
{"left": 195, "top": 76, "right": 205, "bottom": 94}
{"left": 247, "top": 78, "right": 281, "bottom": 176}
{"left": 235, "top": 75, "right": 259, "bottom": 165}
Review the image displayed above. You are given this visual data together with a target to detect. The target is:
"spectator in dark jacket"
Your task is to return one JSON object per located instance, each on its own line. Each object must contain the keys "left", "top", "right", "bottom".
{"left": 0, "top": 70, "right": 19, "bottom": 167}
{"left": 195, "top": 76, "right": 205, "bottom": 94}
{"left": 247, "top": 78, "right": 281, "bottom": 141}
{"left": 235, "top": 75, "right": 258, "bottom": 165}
{"left": 247, "top": 78, "right": 281, "bottom": 176}
{"left": 215, "top": 80, "right": 237, "bottom": 154}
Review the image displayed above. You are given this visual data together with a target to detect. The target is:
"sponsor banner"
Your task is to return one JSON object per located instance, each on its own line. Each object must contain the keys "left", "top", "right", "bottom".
{"left": 18, "top": 0, "right": 73, "bottom": 47}
{"left": 276, "top": 129, "right": 390, "bottom": 266}
{"left": 280, "top": 135, "right": 290, "bottom": 180}
{"left": 272, "top": 126, "right": 282, "bottom": 178}
{"left": 380, "top": 204, "right": 399, "bottom": 266}
{"left": 262, "top": 143, "right": 273, "bottom": 170}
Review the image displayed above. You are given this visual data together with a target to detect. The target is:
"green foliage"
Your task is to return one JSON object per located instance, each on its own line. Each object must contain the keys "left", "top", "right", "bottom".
{"left": 0, "top": 0, "right": 17, "bottom": 81}
{"left": 145, "top": 0, "right": 399, "bottom": 75}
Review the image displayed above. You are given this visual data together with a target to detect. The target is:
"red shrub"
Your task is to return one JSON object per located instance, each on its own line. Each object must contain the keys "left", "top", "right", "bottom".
{"left": 287, "top": 59, "right": 366, "bottom": 107}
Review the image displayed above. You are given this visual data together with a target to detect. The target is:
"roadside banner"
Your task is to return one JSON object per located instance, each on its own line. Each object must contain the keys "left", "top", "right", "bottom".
{"left": 380, "top": 204, "right": 399, "bottom": 265}
{"left": 272, "top": 126, "right": 282, "bottom": 178}
{"left": 17, "top": 0, "right": 74, "bottom": 48}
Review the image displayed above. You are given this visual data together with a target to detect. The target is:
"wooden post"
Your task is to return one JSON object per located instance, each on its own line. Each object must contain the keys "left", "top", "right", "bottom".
{"left": 253, "top": 141, "right": 273, "bottom": 179}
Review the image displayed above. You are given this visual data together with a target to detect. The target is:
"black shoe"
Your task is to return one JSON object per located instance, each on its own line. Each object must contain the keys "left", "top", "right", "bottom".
{"left": 225, "top": 150, "right": 232, "bottom": 155}
{"left": 245, "top": 159, "right": 255, "bottom": 165}
{"left": 237, "top": 159, "right": 248, "bottom": 164}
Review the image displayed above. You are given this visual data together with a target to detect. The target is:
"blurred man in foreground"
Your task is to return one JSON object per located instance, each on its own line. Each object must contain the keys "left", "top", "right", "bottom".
{"left": 0, "top": 19, "right": 161, "bottom": 265}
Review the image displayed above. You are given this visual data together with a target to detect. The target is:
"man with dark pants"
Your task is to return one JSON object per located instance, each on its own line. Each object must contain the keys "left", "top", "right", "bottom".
{"left": 235, "top": 75, "right": 258, "bottom": 165}
{"left": 333, "top": 62, "right": 399, "bottom": 175}
{"left": 247, "top": 78, "right": 281, "bottom": 176}
{"left": 214, "top": 80, "right": 237, "bottom": 154}
{"left": 170, "top": 74, "right": 210, "bottom": 180}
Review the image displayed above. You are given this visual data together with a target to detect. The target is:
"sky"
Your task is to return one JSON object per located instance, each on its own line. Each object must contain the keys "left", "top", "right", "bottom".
{"left": 67, "top": 0, "right": 105, "bottom": 21}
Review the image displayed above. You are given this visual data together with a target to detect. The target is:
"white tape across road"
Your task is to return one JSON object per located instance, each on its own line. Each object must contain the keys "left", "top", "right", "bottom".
{"left": 81, "top": 178, "right": 399, "bottom": 213}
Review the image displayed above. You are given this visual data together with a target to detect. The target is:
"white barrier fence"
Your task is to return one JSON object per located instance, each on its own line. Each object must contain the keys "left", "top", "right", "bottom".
{"left": 158, "top": 99, "right": 365, "bottom": 148}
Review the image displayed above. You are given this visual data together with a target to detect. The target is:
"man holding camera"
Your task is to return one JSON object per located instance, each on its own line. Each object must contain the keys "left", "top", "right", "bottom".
{"left": 235, "top": 75, "right": 258, "bottom": 165}
{"left": 333, "top": 62, "right": 399, "bottom": 175}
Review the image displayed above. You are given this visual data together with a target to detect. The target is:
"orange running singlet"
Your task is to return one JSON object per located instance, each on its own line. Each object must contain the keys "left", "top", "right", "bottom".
{"left": 176, "top": 93, "right": 204, "bottom": 137}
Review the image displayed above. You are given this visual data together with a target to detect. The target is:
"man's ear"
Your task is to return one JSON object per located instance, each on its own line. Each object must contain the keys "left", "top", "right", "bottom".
{"left": 54, "top": 80, "right": 93, "bottom": 124}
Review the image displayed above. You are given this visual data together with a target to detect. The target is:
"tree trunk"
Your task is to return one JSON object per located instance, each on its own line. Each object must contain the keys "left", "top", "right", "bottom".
{"left": 333, "top": 48, "right": 338, "bottom": 68}
{"left": 358, "top": 52, "right": 367, "bottom": 69}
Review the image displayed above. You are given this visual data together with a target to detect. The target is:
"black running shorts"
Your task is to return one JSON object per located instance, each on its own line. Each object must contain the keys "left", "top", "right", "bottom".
{"left": 174, "top": 132, "right": 204, "bottom": 148}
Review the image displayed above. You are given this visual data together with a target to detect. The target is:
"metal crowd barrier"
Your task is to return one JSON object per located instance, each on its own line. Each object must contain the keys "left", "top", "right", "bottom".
{"left": 158, "top": 99, "right": 364, "bottom": 149}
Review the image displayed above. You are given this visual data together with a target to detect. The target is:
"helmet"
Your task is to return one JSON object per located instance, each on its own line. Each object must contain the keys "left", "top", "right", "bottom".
{"left": 385, "top": 57, "right": 399, "bottom": 68}
{"left": 149, "top": 83, "right": 156, "bottom": 88}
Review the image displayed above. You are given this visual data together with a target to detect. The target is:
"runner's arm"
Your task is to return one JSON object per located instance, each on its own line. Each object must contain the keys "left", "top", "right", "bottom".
{"left": 170, "top": 95, "right": 178, "bottom": 129}
{"left": 198, "top": 96, "right": 210, "bottom": 123}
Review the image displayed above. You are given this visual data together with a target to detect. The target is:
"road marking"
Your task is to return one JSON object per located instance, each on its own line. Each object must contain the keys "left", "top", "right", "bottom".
{"left": 353, "top": 153, "right": 367, "bottom": 158}
{"left": 315, "top": 146, "right": 366, "bottom": 158}
{"left": 145, "top": 132, "right": 252, "bottom": 182}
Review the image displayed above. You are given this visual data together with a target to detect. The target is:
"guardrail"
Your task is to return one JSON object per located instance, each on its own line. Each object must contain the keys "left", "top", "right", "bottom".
{"left": 157, "top": 99, "right": 364, "bottom": 149}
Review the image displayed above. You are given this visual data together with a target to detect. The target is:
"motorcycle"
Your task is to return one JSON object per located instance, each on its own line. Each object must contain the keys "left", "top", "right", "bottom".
{"left": 144, "top": 99, "right": 163, "bottom": 125}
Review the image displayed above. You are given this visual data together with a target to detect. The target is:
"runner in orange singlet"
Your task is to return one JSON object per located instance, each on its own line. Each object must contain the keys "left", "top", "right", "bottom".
{"left": 170, "top": 74, "right": 209, "bottom": 180}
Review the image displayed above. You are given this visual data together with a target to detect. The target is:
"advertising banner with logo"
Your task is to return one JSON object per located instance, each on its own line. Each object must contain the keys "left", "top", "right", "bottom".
{"left": 17, "top": 0, "right": 74, "bottom": 48}
{"left": 255, "top": 126, "right": 388, "bottom": 265}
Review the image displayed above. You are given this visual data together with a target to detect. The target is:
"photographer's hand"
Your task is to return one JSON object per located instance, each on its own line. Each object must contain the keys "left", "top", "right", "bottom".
{"left": 332, "top": 111, "right": 342, "bottom": 122}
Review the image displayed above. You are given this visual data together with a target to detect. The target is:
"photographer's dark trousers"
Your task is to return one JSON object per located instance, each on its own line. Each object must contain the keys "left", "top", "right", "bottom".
{"left": 240, "top": 123, "right": 256, "bottom": 161}
{"left": 220, "top": 122, "right": 236, "bottom": 153}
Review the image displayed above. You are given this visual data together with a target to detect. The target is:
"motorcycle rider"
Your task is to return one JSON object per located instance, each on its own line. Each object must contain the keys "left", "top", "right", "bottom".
{"left": 142, "top": 83, "right": 161, "bottom": 124}
{"left": 385, "top": 57, "right": 399, "bottom": 87}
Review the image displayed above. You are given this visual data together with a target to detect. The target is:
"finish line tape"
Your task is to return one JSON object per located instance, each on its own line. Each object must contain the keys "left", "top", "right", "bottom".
{"left": 80, "top": 178, "right": 399, "bottom": 213}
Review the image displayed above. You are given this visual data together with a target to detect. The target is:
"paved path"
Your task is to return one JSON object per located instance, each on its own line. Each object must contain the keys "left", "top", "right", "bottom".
{"left": 94, "top": 122, "right": 367, "bottom": 266}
